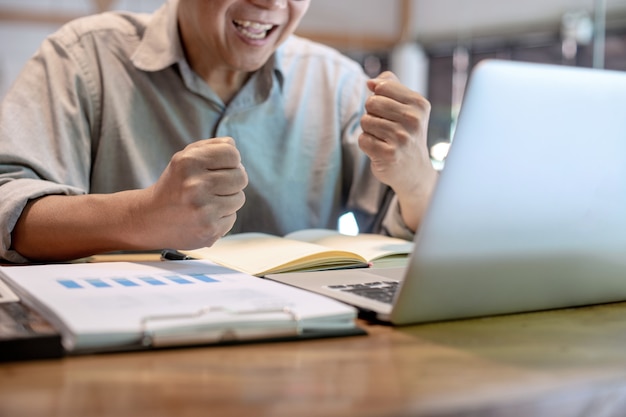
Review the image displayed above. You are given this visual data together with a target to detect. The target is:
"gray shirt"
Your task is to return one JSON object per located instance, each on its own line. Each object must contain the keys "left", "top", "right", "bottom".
{"left": 0, "top": 0, "right": 413, "bottom": 263}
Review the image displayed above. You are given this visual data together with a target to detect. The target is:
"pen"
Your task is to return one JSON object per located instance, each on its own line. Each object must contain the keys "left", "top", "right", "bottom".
{"left": 160, "top": 249, "right": 195, "bottom": 261}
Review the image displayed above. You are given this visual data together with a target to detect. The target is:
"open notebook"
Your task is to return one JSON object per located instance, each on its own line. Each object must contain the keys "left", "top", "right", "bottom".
{"left": 268, "top": 59, "right": 626, "bottom": 325}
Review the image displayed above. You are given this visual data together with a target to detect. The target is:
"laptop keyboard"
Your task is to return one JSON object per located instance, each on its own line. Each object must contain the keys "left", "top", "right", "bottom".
{"left": 327, "top": 281, "right": 399, "bottom": 304}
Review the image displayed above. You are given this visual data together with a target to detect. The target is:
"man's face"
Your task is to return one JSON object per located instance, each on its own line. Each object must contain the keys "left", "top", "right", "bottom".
{"left": 178, "top": 0, "right": 311, "bottom": 74}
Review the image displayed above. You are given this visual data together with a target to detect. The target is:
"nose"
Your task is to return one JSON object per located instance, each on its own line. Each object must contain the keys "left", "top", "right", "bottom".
{"left": 249, "top": 0, "right": 288, "bottom": 10}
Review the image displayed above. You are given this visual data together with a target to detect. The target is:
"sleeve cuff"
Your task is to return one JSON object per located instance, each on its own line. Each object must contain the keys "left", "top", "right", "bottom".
{"left": 0, "top": 178, "right": 85, "bottom": 263}
{"left": 382, "top": 195, "right": 416, "bottom": 241}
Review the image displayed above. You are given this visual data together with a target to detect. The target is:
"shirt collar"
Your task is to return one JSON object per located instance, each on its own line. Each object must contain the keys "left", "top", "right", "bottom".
{"left": 131, "top": 0, "right": 285, "bottom": 95}
{"left": 131, "top": 0, "right": 183, "bottom": 72}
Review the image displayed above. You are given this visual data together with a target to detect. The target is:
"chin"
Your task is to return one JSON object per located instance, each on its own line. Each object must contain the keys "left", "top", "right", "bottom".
{"left": 233, "top": 56, "right": 274, "bottom": 72}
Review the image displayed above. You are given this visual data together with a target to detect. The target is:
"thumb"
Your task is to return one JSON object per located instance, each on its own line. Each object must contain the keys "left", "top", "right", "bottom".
{"left": 366, "top": 71, "right": 400, "bottom": 92}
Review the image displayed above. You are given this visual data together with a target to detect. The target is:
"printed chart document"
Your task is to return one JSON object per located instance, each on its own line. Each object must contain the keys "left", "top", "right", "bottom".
{"left": 0, "top": 260, "right": 362, "bottom": 354}
{"left": 182, "top": 229, "right": 414, "bottom": 276}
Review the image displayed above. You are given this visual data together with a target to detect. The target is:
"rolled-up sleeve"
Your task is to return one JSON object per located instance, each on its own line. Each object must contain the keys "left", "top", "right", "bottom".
{"left": 0, "top": 30, "right": 97, "bottom": 262}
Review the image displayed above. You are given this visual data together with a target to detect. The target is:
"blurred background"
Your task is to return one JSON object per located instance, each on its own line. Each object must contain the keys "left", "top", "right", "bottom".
{"left": 1, "top": 0, "right": 625, "bottom": 163}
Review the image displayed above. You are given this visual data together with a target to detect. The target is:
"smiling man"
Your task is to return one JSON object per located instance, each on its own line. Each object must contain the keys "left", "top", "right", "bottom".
{"left": 0, "top": 0, "right": 437, "bottom": 263}
{"left": 177, "top": 0, "right": 309, "bottom": 102}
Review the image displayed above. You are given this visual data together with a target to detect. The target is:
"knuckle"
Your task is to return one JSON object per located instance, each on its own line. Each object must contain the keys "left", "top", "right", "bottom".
{"left": 222, "top": 146, "right": 241, "bottom": 162}
{"left": 170, "top": 150, "right": 187, "bottom": 166}
{"left": 379, "top": 146, "right": 396, "bottom": 161}
{"left": 402, "top": 110, "right": 421, "bottom": 132}
{"left": 170, "top": 150, "right": 197, "bottom": 173}
{"left": 195, "top": 218, "right": 226, "bottom": 246}
{"left": 358, "top": 134, "right": 372, "bottom": 151}
{"left": 360, "top": 115, "right": 373, "bottom": 131}
{"left": 241, "top": 176, "right": 249, "bottom": 189}
{"left": 409, "top": 95, "right": 431, "bottom": 112}
{"left": 238, "top": 167, "right": 249, "bottom": 188}
{"left": 395, "top": 129, "right": 411, "bottom": 144}
{"left": 180, "top": 179, "right": 207, "bottom": 208}
{"left": 219, "top": 136, "right": 236, "bottom": 146}
{"left": 237, "top": 191, "right": 246, "bottom": 209}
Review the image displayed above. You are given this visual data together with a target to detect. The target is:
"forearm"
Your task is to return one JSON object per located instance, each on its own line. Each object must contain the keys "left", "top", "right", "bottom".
{"left": 11, "top": 139, "right": 248, "bottom": 263}
{"left": 396, "top": 168, "right": 439, "bottom": 233}
{"left": 11, "top": 191, "right": 148, "bottom": 262}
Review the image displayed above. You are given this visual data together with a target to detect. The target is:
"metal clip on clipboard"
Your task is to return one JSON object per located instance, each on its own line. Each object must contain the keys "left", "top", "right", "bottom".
{"left": 0, "top": 279, "right": 19, "bottom": 304}
{"left": 140, "top": 306, "right": 302, "bottom": 348}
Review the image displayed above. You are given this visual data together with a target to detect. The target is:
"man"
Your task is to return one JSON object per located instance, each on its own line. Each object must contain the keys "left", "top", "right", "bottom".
{"left": 0, "top": 0, "right": 437, "bottom": 263}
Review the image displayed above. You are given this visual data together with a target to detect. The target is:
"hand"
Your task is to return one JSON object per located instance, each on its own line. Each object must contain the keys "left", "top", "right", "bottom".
{"left": 138, "top": 137, "right": 248, "bottom": 249}
{"left": 359, "top": 71, "right": 437, "bottom": 231}
{"left": 11, "top": 137, "right": 248, "bottom": 261}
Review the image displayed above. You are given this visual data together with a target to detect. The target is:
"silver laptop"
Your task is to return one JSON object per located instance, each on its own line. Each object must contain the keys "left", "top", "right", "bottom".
{"left": 267, "top": 59, "right": 626, "bottom": 325}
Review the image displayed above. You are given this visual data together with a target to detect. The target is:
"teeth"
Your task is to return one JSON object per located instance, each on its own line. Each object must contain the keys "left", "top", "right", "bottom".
{"left": 233, "top": 20, "right": 274, "bottom": 40}
{"left": 234, "top": 20, "right": 273, "bottom": 31}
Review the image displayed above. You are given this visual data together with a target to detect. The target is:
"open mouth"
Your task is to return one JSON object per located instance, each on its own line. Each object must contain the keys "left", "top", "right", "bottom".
{"left": 233, "top": 19, "right": 277, "bottom": 41}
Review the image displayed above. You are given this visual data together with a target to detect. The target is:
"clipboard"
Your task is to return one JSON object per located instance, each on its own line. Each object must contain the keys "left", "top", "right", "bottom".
{"left": 1, "top": 279, "right": 63, "bottom": 362}
{"left": 0, "top": 260, "right": 365, "bottom": 356}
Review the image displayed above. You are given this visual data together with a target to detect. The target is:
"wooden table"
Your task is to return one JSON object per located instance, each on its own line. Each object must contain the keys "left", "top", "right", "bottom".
{"left": 4, "top": 302, "right": 626, "bottom": 417}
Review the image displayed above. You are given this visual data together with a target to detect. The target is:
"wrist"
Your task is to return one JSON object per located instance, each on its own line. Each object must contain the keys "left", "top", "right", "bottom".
{"left": 395, "top": 168, "right": 439, "bottom": 232}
